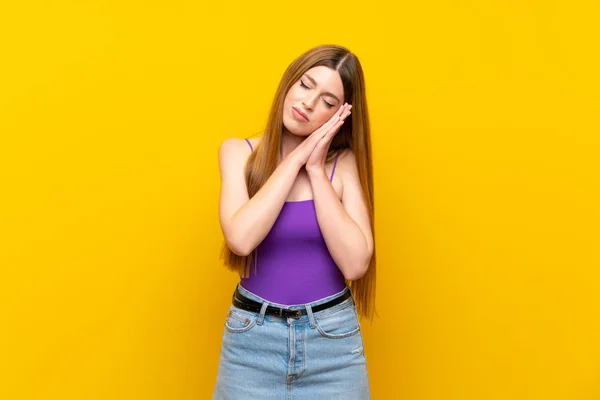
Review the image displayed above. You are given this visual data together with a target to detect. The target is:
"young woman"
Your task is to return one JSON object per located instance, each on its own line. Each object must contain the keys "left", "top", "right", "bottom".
{"left": 213, "top": 44, "right": 377, "bottom": 399}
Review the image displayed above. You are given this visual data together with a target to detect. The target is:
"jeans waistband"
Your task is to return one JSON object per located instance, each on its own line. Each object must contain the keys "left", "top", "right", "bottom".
{"left": 236, "top": 283, "right": 353, "bottom": 309}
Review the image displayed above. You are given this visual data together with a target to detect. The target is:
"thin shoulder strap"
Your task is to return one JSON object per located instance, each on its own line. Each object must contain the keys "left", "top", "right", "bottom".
{"left": 244, "top": 138, "right": 254, "bottom": 152}
{"left": 329, "top": 151, "right": 341, "bottom": 182}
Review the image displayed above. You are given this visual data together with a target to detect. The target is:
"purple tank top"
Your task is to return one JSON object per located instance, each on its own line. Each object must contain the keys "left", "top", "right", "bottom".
{"left": 239, "top": 138, "right": 346, "bottom": 305}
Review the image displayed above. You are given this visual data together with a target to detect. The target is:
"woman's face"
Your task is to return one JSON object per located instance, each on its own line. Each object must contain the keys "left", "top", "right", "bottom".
{"left": 282, "top": 66, "right": 345, "bottom": 136}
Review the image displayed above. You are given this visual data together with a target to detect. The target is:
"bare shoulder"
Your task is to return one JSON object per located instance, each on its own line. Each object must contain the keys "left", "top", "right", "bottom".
{"left": 218, "top": 137, "right": 253, "bottom": 158}
{"left": 218, "top": 138, "right": 259, "bottom": 222}
{"left": 336, "top": 148, "right": 364, "bottom": 204}
{"left": 218, "top": 137, "right": 258, "bottom": 171}
{"left": 336, "top": 147, "right": 359, "bottom": 177}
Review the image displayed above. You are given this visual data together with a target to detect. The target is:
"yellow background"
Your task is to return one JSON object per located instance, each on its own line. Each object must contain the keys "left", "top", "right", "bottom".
{"left": 1, "top": 1, "right": 599, "bottom": 399}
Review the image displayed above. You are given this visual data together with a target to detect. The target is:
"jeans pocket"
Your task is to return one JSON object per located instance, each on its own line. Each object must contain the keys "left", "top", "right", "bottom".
{"left": 314, "top": 302, "right": 361, "bottom": 339}
{"left": 224, "top": 305, "right": 258, "bottom": 333}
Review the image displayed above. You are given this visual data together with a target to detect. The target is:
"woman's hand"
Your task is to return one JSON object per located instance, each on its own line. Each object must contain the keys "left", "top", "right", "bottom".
{"left": 291, "top": 103, "right": 352, "bottom": 169}
{"left": 305, "top": 103, "right": 352, "bottom": 175}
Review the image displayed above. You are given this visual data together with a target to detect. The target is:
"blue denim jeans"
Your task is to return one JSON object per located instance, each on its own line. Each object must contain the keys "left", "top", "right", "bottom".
{"left": 213, "top": 283, "right": 371, "bottom": 399}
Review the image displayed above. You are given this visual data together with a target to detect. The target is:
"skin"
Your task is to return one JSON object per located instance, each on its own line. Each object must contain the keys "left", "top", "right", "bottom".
{"left": 218, "top": 65, "right": 373, "bottom": 279}
{"left": 281, "top": 65, "right": 349, "bottom": 165}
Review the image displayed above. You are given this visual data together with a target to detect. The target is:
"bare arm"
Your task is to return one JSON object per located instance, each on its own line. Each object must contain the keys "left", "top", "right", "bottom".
{"left": 307, "top": 149, "right": 373, "bottom": 281}
{"left": 219, "top": 105, "right": 349, "bottom": 256}
{"left": 218, "top": 138, "right": 302, "bottom": 256}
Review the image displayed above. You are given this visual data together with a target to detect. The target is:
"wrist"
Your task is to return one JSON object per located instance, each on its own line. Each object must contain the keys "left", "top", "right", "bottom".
{"left": 306, "top": 166, "right": 327, "bottom": 180}
{"left": 290, "top": 154, "right": 306, "bottom": 172}
{"left": 283, "top": 151, "right": 304, "bottom": 171}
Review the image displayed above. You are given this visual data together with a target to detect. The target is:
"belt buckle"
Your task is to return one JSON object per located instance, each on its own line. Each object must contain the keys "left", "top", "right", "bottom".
{"left": 287, "top": 307, "right": 302, "bottom": 319}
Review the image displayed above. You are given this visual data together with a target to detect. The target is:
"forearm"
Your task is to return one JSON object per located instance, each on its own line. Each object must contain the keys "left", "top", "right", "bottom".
{"left": 227, "top": 156, "right": 302, "bottom": 255}
{"left": 307, "top": 169, "right": 371, "bottom": 280}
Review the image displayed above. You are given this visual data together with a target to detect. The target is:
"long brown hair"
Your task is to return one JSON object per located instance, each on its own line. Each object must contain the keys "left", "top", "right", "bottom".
{"left": 219, "top": 44, "right": 377, "bottom": 321}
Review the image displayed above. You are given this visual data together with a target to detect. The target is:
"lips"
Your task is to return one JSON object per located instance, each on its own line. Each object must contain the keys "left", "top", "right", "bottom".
{"left": 292, "top": 107, "right": 309, "bottom": 121}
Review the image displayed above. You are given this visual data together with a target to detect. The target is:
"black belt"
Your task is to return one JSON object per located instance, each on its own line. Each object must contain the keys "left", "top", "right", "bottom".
{"left": 232, "top": 286, "right": 353, "bottom": 319}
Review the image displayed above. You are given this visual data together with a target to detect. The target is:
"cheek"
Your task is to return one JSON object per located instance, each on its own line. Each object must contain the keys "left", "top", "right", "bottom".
{"left": 315, "top": 110, "right": 336, "bottom": 125}
{"left": 282, "top": 96, "right": 294, "bottom": 113}
{"left": 286, "top": 86, "right": 299, "bottom": 99}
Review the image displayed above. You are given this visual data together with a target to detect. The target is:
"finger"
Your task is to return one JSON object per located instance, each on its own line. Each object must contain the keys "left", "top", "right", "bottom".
{"left": 315, "top": 108, "right": 346, "bottom": 139}
{"left": 318, "top": 122, "right": 342, "bottom": 143}
{"left": 326, "top": 119, "right": 345, "bottom": 139}
{"left": 334, "top": 103, "right": 348, "bottom": 119}
{"left": 337, "top": 107, "right": 351, "bottom": 122}
{"left": 309, "top": 104, "right": 348, "bottom": 143}
{"left": 343, "top": 105, "right": 352, "bottom": 116}
{"left": 328, "top": 104, "right": 350, "bottom": 129}
{"left": 318, "top": 126, "right": 340, "bottom": 149}
{"left": 327, "top": 105, "right": 346, "bottom": 128}
{"left": 312, "top": 105, "right": 345, "bottom": 138}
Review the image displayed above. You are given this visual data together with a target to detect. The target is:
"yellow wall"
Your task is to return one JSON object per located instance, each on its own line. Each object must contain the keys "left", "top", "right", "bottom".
{"left": 1, "top": 1, "right": 599, "bottom": 399}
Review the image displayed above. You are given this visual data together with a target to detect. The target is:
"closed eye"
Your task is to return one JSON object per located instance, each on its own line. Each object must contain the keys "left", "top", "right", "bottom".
{"left": 300, "top": 80, "right": 335, "bottom": 108}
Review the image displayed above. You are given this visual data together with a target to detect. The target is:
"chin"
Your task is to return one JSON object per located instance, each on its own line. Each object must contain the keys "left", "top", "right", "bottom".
{"left": 282, "top": 117, "right": 311, "bottom": 137}
{"left": 284, "top": 128, "right": 311, "bottom": 137}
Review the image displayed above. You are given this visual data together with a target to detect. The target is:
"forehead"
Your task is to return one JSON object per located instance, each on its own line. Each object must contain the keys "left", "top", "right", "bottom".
{"left": 303, "top": 66, "right": 344, "bottom": 98}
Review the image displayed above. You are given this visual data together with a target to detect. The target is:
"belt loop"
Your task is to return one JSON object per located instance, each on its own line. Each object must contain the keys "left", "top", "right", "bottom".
{"left": 257, "top": 301, "right": 269, "bottom": 325}
{"left": 232, "top": 284, "right": 239, "bottom": 302}
{"left": 305, "top": 303, "right": 316, "bottom": 328}
{"left": 347, "top": 285, "right": 356, "bottom": 305}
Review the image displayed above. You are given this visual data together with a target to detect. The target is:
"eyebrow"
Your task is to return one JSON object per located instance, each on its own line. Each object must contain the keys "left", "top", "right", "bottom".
{"left": 303, "top": 74, "right": 341, "bottom": 102}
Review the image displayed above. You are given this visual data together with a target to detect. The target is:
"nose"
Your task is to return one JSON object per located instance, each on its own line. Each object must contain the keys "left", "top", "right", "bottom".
{"left": 302, "top": 93, "right": 318, "bottom": 110}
